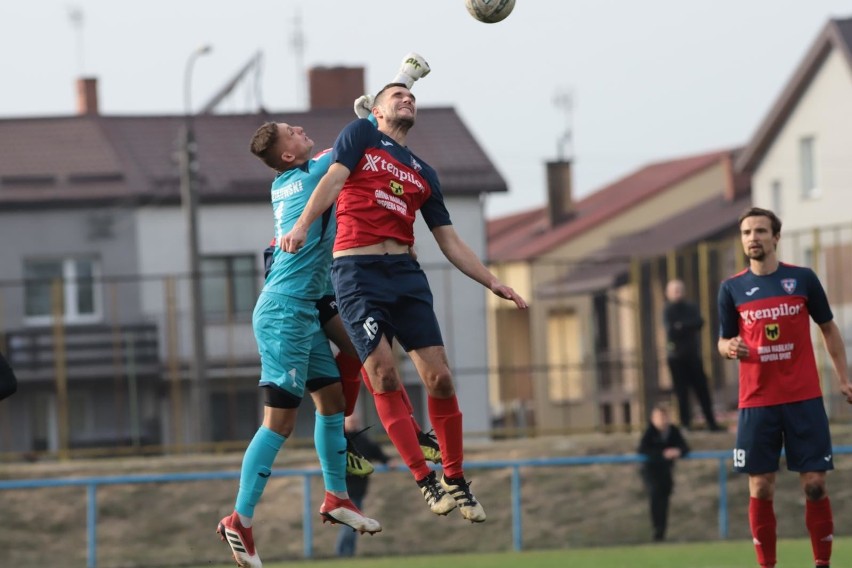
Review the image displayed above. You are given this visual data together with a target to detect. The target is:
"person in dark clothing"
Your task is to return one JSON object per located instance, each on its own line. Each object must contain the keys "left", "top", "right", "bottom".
{"left": 638, "top": 404, "right": 690, "bottom": 541}
{"left": 0, "top": 350, "right": 17, "bottom": 401}
{"left": 335, "top": 414, "right": 391, "bottom": 557}
{"left": 663, "top": 279, "right": 721, "bottom": 431}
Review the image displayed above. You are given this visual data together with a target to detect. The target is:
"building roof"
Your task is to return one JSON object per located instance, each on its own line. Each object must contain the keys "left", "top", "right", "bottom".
{"left": 736, "top": 17, "right": 852, "bottom": 173}
{"left": 537, "top": 192, "right": 751, "bottom": 298}
{"left": 487, "top": 148, "right": 739, "bottom": 263}
{"left": 0, "top": 107, "right": 506, "bottom": 210}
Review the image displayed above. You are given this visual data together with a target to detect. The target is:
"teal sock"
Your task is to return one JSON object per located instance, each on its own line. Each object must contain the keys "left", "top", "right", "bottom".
{"left": 314, "top": 411, "right": 347, "bottom": 493}
{"left": 235, "top": 425, "right": 285, "bottom": 518}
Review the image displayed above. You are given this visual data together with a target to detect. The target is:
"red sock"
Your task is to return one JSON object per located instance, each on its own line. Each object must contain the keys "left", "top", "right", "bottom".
{"left": 400, "top": 388, "right": 424, "bottom": 434}
{"left": 806, "top": 497, "right": 833, "bottom": 566}
{"left": 400, "top": 387, "right": 415, "bottom": 415}
{"left": 361, "top": 368, "right": 422, "bottom": 433}
{"left": 360, "top": 368, "right": 374, "bottom": 394}
{"left": 335, "top": 353, "right": 362, "bottom": 417}
{"left": 373, "top": 390, "right": 430, "bottom": 480}
{"left": 749, "top": 497, "right": 777, "bottom": 568}
{"left": 428, "top": 395, "right": 463, "bottom": 478}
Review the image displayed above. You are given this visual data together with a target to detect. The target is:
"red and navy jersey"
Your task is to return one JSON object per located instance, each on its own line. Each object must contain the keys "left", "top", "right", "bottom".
{"left": 331, "top": 118, "right": 451, "bottom": 251}
{"left": 717, "top": 262, "right": 833, "bottom": 408}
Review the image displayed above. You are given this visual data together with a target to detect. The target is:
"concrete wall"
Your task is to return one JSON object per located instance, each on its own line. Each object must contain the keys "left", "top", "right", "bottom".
{"left": 0, "top": 207, "right": 141, "bottom": 327}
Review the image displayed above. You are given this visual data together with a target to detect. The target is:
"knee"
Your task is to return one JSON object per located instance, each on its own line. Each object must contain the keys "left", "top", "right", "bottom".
{"left": 263, "top": 408, "right": 297, "bottom": 437}
{"left": 750, "top": 478, "right": 774, "bottom": 500}
{"left": 804, "top": 481, "right": 826, "bottom": 501}
{"left": 424, "top": 369, "right": 454, "bottom": 397}
{"left": 265, "top": 420, "right": 295, "bottom": 438}
{"left": 752, "top": 485, "right": 773, "bottom": 500}
{"left": 370, "top": 364, "right": 401, "bottom": 393}
{"left": 315, "top": 391, "right": 346, "bottom": 416}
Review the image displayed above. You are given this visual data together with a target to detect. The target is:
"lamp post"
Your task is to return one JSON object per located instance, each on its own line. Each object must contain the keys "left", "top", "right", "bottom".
{"left": 179, "top": 44, "right": 212, "bottom": 446}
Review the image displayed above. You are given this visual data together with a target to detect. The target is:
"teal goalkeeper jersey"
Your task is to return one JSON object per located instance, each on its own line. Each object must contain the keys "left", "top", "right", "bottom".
{"left": 262, "top": 149, "right": 335, "bottom": 300}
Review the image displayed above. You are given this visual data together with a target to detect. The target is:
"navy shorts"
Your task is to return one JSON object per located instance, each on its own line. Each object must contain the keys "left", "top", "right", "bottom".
{"left": 331, "top": 254, "right": 443, "bottom": 362}
{"left": 315, "top": 294, "right": 339, "bottom": 327}
{"left": 733, "top": 397, "right": 833, "bottom": 474}
{"left": 263, "top": 245, "right": 275, "bottom": 279}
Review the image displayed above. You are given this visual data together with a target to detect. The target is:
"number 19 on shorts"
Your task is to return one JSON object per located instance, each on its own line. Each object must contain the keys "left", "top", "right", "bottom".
{"left": 733, "top": 448, "right": 746, "bottom": 468}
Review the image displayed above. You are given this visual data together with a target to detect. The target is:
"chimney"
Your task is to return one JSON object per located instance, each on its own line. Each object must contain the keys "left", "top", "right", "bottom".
{"left": 308, "top": 66, "right": 365, "bottom": 111}
{"left": 76, "top": 77, "right": 99, "bottom": 116}
{"left": 546, "top": 160, "right": 574, "bottom": 226}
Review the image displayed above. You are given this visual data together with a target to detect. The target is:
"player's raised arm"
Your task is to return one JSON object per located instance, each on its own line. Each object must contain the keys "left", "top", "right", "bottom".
{"left": 431, "top": 225, "right": 528, "bottom": 309}
{"left": 280, "top": 162, "right": 351, "bottom": 253}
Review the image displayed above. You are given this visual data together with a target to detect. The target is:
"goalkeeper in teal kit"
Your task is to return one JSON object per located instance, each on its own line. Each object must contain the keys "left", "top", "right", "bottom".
{"left": 216, "top": 54, "right": 430, "bottom": 568}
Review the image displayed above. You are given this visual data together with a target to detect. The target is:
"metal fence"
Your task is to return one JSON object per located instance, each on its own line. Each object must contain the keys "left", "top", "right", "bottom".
{"left": 5, "top": 447, "right": 852, "bottom": 567}
{"left": 0, "top": 450, "right": 781, "bottom": 568}
{"left": 2, "top": 219, "right": 852, "bottom": 458}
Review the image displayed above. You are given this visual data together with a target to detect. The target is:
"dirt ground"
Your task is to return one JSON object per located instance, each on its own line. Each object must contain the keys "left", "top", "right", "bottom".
{"left": 3, "top": 426, "right": 852, "bottom": 568}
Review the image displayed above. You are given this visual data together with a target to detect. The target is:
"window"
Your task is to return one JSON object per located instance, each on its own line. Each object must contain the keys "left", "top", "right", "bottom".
{"left": 622, "top": 402, "right": 632, "bottom": 426}
{"left": 546, "top": 311, "right": 584, "bottom": 402}
{"left": 23, "top": 257, "right": 101, "bottom": 324}
{"left": 799, "top": 136, "right": 818, "bottom": 198}
{"left": 201, "top": 255, "right": 258, "bottom": 317}
{"left": 600, "top": 403, "right": 613, "bottom": 427}
{"left": 770, "top": 180, "right": 782, "bottom": 216}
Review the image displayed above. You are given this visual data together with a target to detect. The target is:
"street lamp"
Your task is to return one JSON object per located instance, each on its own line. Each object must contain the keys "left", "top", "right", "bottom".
{"left": 180, "top": 44, "right": 212, "bottom": 446}
{"left": 184, "top": 45, "right": 212, "bottom": 115}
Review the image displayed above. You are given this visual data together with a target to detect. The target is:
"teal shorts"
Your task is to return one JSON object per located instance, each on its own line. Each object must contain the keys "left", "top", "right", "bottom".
{"left": 253, "top": 291, "right": 339, "bottom": 399}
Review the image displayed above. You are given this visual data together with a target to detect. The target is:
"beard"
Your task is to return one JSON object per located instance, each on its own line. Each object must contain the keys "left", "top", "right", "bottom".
{"left": 389, "top": 114, "right": 415, "bottom": 132}
{"left": 746, "top": 247, "right": 766, "bottom": 261}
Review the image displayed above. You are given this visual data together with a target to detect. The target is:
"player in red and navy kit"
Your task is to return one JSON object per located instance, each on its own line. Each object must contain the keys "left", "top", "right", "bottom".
{"left": 718, "top": 207, "right": 852, "bottom": 568}
{"left": 282, "top": 83, "right": 527, "bottom": 523}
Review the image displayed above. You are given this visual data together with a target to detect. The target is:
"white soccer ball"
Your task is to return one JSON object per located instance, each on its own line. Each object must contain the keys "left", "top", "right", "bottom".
{"left": 464, "top": 0, "right": 516, "bottom": 24}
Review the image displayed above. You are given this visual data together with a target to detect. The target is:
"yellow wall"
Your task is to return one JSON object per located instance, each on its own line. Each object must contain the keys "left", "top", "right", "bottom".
{"left": 486, "top": 158, "right": 731, "bottom": 432}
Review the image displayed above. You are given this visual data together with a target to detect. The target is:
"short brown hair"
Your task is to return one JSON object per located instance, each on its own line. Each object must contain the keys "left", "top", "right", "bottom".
{"left": 249, "top": 122, "right": 284, "bottom": 171}
{"left": 373, "top": 82, "right": 411, "bottom": 105}
{"left": 738, "top": 207, "right": 782, "bottom": 236}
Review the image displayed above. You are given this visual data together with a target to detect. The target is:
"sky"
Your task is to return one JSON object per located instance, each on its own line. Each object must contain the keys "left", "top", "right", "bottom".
{"left": 1, "top": 1, "right": 850, "bottom": 218}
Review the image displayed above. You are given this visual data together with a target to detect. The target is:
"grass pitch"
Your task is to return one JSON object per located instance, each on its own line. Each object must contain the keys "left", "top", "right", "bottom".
{"left": 204, "top": 538, "right": 847, "bottom": 568}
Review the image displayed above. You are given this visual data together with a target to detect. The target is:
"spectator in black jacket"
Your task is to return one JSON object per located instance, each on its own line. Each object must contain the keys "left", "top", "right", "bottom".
{"left": 335, "top": 414, "right": 391, "bottom": 557}
{"left": 0, "top": 350, "right": 17, "bottom": 401}
{"left": 638, "top": 404, "right": 690, "bottom": 542}
{"left": 663, "top": 279, "right": 721, "bottom": 431}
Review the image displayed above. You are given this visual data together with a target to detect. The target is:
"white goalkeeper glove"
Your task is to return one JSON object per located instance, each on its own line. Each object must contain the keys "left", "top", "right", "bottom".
{"left": 353, "top": 52, "right": 431, "bottom": 119}
{"left": 353, "top": 94, "right": 374, "bottom": 119}
{"left": 391, "top": 52, "right": 431, "bottom": 89}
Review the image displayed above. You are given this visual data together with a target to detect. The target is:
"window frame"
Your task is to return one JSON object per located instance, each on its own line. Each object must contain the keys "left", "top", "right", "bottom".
{"left": 23, "top": 256, "right": 103, "bottom": 326}
{"left": 200, "top": 253, "right": 259, "bottom": 320}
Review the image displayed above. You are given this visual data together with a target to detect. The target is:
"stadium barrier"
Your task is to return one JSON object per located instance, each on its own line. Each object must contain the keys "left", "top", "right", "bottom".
{"left": 5, "top": 448, "right": 851, "bottom": 568}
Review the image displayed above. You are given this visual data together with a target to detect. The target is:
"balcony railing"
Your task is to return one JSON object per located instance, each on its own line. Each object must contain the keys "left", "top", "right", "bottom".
{"left": 5, "top": 323, "right": 161, "bottom": 382}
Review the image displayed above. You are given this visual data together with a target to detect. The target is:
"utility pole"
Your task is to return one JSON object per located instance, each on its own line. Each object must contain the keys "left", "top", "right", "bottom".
{"left": 180, "top": 45, "right": 212, "bottom": 446}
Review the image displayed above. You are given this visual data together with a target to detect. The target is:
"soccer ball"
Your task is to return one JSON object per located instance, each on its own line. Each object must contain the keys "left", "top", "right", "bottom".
{"left": 465, "top": 0, "right": 515, "bottom": 24}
